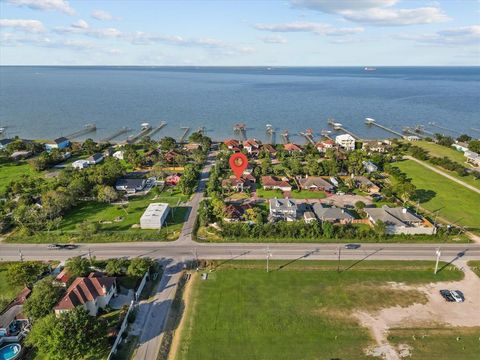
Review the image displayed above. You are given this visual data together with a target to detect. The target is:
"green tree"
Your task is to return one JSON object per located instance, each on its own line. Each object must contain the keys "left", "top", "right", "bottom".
{"left": 322, "top": 221, "right": 334, "bottom": 238}
{"left": 65, "top": 256, "right": 91, "bottom": 278}
{"left": 159, "top": 136, "right": 177, "bottom": 151}
{"left": 105, "top": 258, "right": 128, "bottom": 276}
{"left": 127, "top": 257, "right": 153, "bottom": 277}
{"left": 354, "top": 201, "right": 366, "bottom": 211}
{"left": 76, "top": 221, "right": 99, "bottom": 239}
{"left": 82, "top": 138, "right": 97, "bottom": 155}
{"left": 97, "top": 185, "right": 118, "bottom": 203}
{"left": 7, "top": 261, "right": 48, "bottom": 287}
{"left": 23, "top": 276, "right": 63, "bottom": 321}
{"left": 26, "top": 308, "right": 108, "bottom": 360}
{"left": 468, "top": 140, "right": 480, "bottom": 153}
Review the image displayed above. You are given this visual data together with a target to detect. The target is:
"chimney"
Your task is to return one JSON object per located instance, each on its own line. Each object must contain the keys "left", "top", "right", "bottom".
{"left": 402, "top": 208, "right": 407, "bottom": 214}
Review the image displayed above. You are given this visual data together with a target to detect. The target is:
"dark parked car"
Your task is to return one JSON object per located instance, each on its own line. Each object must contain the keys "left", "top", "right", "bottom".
{"left": 344, "top": 243, "right": 361, "bottom": 250}
{"left": 440, "top": 290, "right": 455, "bottom": 302}
{"left": 63, "top": 244, "right": 78, "bottom": 250}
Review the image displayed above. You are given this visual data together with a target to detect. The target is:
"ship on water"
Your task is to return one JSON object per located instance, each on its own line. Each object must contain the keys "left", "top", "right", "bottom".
{"left": 364, "top": 67, "right": 377, "bottom": 71}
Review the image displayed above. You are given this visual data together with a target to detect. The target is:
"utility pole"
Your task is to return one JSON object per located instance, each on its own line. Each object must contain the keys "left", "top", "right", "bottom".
{"left": 88, "top": 248, "right": 92, "bottom": 263}
{"left": 266, "top": 246, "right": 272, "bottom": 273}
{"left": 337, "top": 246, "right": 341, "bottom": 273}
{"left": 434, "top": 248, "right": 441, "bottom": 274}
{"left": 19, "top": 249, "right": 23, "bottom": 262}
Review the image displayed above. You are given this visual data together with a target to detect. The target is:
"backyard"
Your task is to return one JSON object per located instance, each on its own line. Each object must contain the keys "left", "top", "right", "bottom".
{"left": 0, "top": 161, "right": 39, "bottom": 195}
{"left": 394, "top": 160, "right": 480, "bottom": 228}
{"left": 0, "top": 262, "right": 24, "bottom": 307}
{"left": 255, "top": 185, "right": 327, "bottom": 199}
{"left": 175, "top": 260, "right": 464, "bottom": 360}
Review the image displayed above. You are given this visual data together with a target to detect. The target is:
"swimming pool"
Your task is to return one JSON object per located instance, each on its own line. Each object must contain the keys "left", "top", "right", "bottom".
{"left": 0, "top": 344, "right": 21, "bottom": 360}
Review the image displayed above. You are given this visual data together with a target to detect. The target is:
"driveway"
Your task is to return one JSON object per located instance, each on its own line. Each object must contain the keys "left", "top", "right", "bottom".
{"left": 324, "top": 194, "right": 373, "bottom": 207}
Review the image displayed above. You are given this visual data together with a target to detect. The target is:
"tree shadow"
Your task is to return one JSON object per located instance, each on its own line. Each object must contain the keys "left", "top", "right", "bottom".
{"left": 413, "top": 189, "right": 436, "bottom": 203}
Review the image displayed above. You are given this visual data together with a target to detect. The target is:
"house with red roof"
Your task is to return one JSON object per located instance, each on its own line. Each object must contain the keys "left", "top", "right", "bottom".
{"left": 283, "top": 143, "right": 303, "bottom": 153}
{"left": 261, "top": 176, "right": 292, "bottom": 192}
{"left": 224, "top": 139, "right": 239, "bottom": 149}
{"left": 54, "top": 273, "right": 117, "bottom": 316}
{"left": 315, "top": 139, "right": 335, "bottom": 153}
{"left": 165, "top": 173, "right": 181, "bottom": 186}
{"left": 243, "top": 139, "right": 261, "bottom": 155}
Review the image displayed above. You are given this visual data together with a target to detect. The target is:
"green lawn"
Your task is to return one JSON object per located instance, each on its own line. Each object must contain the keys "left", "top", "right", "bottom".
{"left": 0, "top": 262, "right": 24, "bottom": 307}
{"left": 255, "top": 187, "right": 326, "bottom": 199}
{"left": 394, "top": 160, "right": 480, "bottom": 228}
{"left": 59, "top": 189, "right": 189, "bottom": 232}
{"left": 176, "top": 261, "right": 462, "bottom": 360}
{"left": 414, "top": 140, "right": 468, "bottom": 164}
{"left": 388, "top": 327, "right": 480, "bottom": 360}
{"left": 255, "top": 187, "right": 284, "bottom": 198}
{"left": 467, "top": 261, "right": 480, "bottom": 278}
{"left": 0, "top": 161, "right": 38, "bottom": 195}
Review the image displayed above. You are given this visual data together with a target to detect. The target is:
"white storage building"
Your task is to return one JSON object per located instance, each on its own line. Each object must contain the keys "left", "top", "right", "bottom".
{"left": 140, "top": 203, "right": 170, "bottom": 229}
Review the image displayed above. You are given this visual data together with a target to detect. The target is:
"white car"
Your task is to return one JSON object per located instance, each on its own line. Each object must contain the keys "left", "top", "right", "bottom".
{"left": 450, "top": 290, "right": 464, "bottom": 302}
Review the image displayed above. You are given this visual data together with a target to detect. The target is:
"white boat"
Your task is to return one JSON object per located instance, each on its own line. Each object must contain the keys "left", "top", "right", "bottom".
{"left": 364, "top": 67, "right": 376, "bottom": 71}
{"left": 141, "top": 122, "right": 151, "bottom": 130}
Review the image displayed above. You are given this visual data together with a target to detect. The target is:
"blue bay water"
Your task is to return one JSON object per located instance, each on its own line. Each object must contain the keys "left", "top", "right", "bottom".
{"left": 0, "top": 66, "right": 479, "bottom": 142}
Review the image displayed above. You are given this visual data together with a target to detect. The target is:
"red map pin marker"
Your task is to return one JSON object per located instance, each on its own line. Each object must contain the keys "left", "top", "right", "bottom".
{"left": 229, "top": 152, "right": 248, "bottom": 179}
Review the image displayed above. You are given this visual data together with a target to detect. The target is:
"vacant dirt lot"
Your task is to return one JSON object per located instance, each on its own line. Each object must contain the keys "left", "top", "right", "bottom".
{"left": 355, "top": 260, "right": 480, "bottom": 359}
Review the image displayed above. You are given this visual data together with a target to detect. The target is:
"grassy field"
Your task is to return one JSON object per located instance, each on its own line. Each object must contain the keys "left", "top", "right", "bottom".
{"left": 59, "top": 188, "right": 189, "bottom": 231}
{"left": 0, "top": 161, "right": 38, "bottom": 195}
{"left": 176, "top": 260, "right": 462, "bottom": 360}
{"left": 394, "top": 160, "right": 480, "bottom": 228}
{"left": 413, "top": 141, "right": 468, "bottom": 163}
{"left": 256, "top": 187, "right": 326, "bottom": 199}
{"left": 0, "top": 262, "right": 24, "bottom": 306}
{"left": 467, "top": 261, "right": 480, "bottom": 278}
{"left": 388, "top": 327, "right": 480, "bottom": 359}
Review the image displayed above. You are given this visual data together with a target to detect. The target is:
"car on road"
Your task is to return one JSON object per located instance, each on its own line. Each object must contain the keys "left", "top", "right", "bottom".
{"left": 63, "top": 244, "right": 78, "bottom": 250}
{"left": 344, "top": 243, "right": 361, "bottom": 250}
{"left": 451, "top": 290, "right": 465, "bottom": 302}
{"left": 48, "top": 244, "right": 62, "bottom": 250}
{"left": 440, "top": 289, "right": 455, "bottom": 302}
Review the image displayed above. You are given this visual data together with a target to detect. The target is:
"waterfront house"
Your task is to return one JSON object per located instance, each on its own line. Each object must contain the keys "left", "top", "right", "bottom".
{"left": 364, "top": 206, "right": 435, "bottom": 235}
{"left": 54, "top": 273, "right": 117, "bottom": 316}
{"left": 224, "top": 139, "right": 239, "bottom": 150}
{"left": 115, "top": 178, "right": 146, "bottom": 193}
{"left": 10, "top": 150, "right": 32, "bottom": 161}
{"left": 465, "top": 151, "right": 480, "bottom": 167}
{"left": 261, "top": 144, "right": 277, "bottom": 156}
{"left": 261, "top": 176, "right": 292, "bottom": 192}
{"left": 140, "top": 203, "right": 170, "bottom": 229}
{"left": 269, "top": 198, "right": 297, "bottom": 221}
{"left": 312, "top": 203, "right": 353, "bottom": 224}
{"left": 88, "top": 152, "right": 104, "bottom": 165}
{"left": 284, "top": 143, "right": 303, "bottom": 154}
{"left": 335, "top": 134, "right": 355, "bottom": 151}
{"left": 298, "top": 176, "right": 335, "bottom": 192}
{"left": 243, "top": 139, "right": 261, "bottom": 155}
{"left": 452, "top": 141, "right": 469, "bottom": 152}
{"left": 45, "top": 137, "right": 70, "bottom": 151}
{"left": 406, "top": 135, "right": 420, "bottom": 142}
{"left": 113, "top": 150, "right": 124, "bottom": 160}
{"left": 315, "top": 139, "right": 335, "bottom": 153}
{"left": 0, "top": 139, "right": 13, "bottom": 150}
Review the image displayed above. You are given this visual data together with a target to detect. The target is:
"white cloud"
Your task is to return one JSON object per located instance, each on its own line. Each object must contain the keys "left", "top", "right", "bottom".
{"left": 91, "top": 9, "right": 114, "bottom": 21}
{"left": 71, "top": 19, "right": 89, "bottom": 29}
{"left": 54, "top": 21, "right": 121, "bottom": 38}
{"left": 7, "top": 0, "right": 75, "bottom": 15}
{"left": 290, "top": 0, "right": 449, "bottom": 26}
{"left": 397, "top": 25, "right": 480, "bottom": 46}
{"left": 0, "top": 18, "right": 46, "bottom": 32}
{"left": 260, "top": 35, "right": 288, "bottom": 44}
{"left": 255, "top": 21, "right": 364, "bottom": 36}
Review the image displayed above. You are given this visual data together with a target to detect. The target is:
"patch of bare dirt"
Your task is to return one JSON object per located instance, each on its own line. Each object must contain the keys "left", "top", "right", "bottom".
{"left": 356, "top": 261, "right": 480, "bottom": 359}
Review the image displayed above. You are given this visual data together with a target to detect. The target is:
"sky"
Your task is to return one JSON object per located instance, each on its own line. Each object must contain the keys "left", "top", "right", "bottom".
{"left": 0, "top": 0, "right": 479, "bottom": 66}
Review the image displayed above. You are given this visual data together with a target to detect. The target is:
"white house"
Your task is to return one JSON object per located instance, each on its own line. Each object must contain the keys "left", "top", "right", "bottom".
{"left": 362, "top": 160, "right": 378, "bottom": 173}
{"left": 113, "top": 150, "right": 124, "bottom": 160}
{"left": 72, "top": 159, "right": 90, "bottom": 169}
{"left": 452, "top": 142, "right": 469, "bottom": 152}
{"left": 335, "top": 134, "right": 355, "bottom": 151}
{"left": 54, "top": 273, "right": 117, "bottom": 316}
{"left": 140, "top": 203, "right": 170, "bottom": 229}
{"left": 269, "top": 198, "right": 297, "bottom": 221}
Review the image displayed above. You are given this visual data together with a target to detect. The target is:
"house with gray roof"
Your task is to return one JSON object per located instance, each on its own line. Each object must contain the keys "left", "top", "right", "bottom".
{"left": 298, "top": 176, "right": 335, "bottom": 192}
{"left": 364, "top": 205, "right": 435, "bottom": 235}
{"left": 312, "top": 203, "right": 353, "bottom": 224}
{"left": 269, "top": 198, "right": 297, "bottom": 221}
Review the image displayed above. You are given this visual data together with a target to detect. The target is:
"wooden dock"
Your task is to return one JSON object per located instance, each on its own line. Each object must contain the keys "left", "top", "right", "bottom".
{"left": 179, "top": 127, "right": 190, "bottom": 143}
{"left": 298, "top": 128, "right": 315, "bottom": 145}
{"left": 428, "top": 122, "right": 460, "bottom": 135}
{"left": 149, "top": 121, "right": 167, "bottom": 138}
{"left": 126, "top": 124, "right": 152, "bottom": 144}
{"left": 328, "top": 120, "right": 362, "bottom": 140}
{"left": 64, "top": 124, "right": 96, "bottom": 140}
{"left": 233, "top": 123, "right": 247, "bottom": 140}
{"left": 365, "top": 118, "right": 404, "bottom": 138}
{"left": 100, "top": 127, "right": 131, "bottom": 143}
